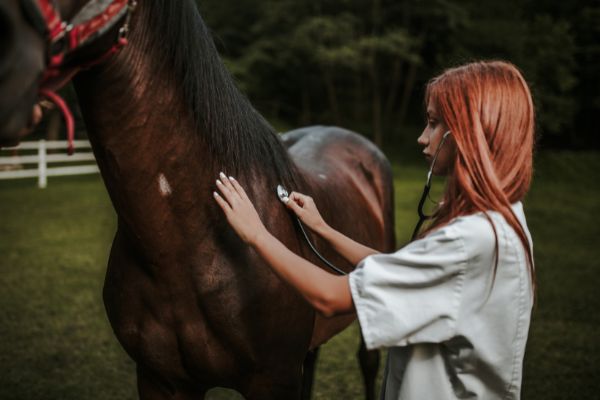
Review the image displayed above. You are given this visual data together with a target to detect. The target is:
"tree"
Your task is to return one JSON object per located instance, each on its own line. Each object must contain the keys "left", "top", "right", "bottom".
{"left": 198, "top": 0, "right": 597, "bottom": 149}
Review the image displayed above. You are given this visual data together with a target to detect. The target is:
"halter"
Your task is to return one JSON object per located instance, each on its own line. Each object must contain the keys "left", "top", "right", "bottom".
{"left": 19, "top": 0, "right": 137, "bottom": 154}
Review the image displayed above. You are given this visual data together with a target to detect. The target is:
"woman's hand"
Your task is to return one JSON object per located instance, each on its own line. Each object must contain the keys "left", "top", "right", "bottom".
{"left": 285, "top": 192, "right": 329, "bottom": 235}
{"left": 213, "top": 172, "right": 268, "bottom": 245}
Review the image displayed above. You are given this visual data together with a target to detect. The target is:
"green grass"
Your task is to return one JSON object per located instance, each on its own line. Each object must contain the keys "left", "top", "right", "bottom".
{"left": 0, "top": 152, "right": 599, "bottom": 399}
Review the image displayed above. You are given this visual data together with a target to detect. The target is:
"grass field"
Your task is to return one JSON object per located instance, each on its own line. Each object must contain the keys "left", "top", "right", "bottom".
{"left": 0, "top": 151, "right": 599, "bottom": 399}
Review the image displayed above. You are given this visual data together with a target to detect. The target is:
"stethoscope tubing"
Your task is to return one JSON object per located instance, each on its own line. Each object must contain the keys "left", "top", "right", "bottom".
{"left": 296, "top": 217, "right": 347, "bottom": 276}
{"left": 410, "top": 130, "right": 451, "bottom": 241}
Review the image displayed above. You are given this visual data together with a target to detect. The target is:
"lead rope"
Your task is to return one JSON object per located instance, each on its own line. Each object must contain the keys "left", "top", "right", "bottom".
{"left": 38, "top": 89, "right": 75, "bottom": 155}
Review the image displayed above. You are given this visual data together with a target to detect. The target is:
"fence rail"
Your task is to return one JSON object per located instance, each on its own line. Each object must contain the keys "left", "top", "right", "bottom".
{"left": 0, "top": 140, "right": 99, "bottom": 188}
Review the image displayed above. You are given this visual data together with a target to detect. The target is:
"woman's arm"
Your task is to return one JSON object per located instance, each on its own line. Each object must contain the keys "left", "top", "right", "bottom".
{"left": 213, "top": 173, "right": 354, "bottom": 318}
{"left": 285, "top": 192, "right": 380, "bottom": 266}
{"left": 252, "top": 229, "right": 354, "bottom": 318}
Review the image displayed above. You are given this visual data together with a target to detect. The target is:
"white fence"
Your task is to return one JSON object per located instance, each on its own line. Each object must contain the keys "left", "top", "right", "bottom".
{"left": 0, "top": 140, "right": 99, "bottom": 188}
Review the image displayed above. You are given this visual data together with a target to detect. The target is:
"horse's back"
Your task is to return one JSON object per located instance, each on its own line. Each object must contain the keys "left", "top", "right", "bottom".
{"left": 283, "top": 125, "right": 389, "bottom": 177}
{"left": 282, "top": 125, "right": 395, "bottom": 253}
{"left": 282, "top": 126, "right": 396, "bottom": 348}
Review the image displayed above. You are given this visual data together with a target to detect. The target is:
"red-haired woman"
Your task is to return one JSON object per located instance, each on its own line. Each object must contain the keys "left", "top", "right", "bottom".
{"left": 214, "top": 60, "right": 535, "bottom": 399}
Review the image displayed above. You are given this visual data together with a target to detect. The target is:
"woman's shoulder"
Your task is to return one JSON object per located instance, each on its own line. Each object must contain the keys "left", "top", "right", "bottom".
{"left": 437, "top": 202, "right": 527, "bottom": 258}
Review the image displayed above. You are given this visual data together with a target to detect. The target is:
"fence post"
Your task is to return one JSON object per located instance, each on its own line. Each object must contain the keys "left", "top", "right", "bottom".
{"left": 38, "top": 140, "right": 47, "bottom": 189}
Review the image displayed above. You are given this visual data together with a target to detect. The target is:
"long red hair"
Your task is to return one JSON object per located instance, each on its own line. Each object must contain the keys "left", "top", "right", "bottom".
{"left": 424, "top": 60, "right": 535, "bottom": 291}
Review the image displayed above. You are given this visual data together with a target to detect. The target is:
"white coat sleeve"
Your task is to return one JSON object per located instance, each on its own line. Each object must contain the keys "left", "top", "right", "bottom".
{"left": 349, "top": 223, "right": 468, "bottom": 350}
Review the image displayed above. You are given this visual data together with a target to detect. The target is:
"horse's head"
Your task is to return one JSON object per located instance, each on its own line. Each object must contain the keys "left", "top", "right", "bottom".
{"left": 0, "top": 0, "right": 47, "bottom": 146}
{"left": 0, "top": 0, "right": 133, "bottom": 147}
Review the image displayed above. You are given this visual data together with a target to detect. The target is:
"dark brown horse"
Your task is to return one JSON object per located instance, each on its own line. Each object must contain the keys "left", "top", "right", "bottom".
{"left": 1, "top": 1, "right": 396, "bottom": 398}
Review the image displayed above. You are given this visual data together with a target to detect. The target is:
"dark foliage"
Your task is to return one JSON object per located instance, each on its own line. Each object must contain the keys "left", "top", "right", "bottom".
{"left": 195, "top": 0, "right": 599, "bottom": 149}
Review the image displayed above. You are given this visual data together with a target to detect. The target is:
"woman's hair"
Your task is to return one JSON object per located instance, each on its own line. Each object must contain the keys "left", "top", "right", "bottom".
{"left": 424, "top": 60, "right": 535, "bottom": 291}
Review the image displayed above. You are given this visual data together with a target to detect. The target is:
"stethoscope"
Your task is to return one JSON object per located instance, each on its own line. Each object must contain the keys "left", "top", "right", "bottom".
{"left": 276, "top": 185, "right": 347, "bottom": 276}
{"left": 410, "top": 130, "right": 451, "bottom": 241}
{"left": 276, "top": 130, "right": 450, "bottom": 275}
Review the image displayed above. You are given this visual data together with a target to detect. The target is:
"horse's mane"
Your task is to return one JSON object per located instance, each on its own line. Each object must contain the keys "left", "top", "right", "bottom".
{"left": 143, "top": 0, "right": 301, "bottom": 186}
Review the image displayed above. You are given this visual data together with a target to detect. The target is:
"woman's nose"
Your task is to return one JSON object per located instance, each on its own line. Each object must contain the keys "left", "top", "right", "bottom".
{"left": 417, "top": 131, "right": 428, "bottom": 147}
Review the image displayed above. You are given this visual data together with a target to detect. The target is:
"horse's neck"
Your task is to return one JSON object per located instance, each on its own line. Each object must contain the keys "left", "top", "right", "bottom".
{"left": 72, "top": 1, "right": 291, "bottom": 263}
{"left": 72, "top": 31, "right": 215, "bottom": 259}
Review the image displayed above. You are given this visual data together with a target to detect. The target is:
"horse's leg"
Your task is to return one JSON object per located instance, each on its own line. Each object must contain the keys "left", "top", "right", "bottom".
{"left": 242, "top": 371, "right": 303, "bottom": 400}
{"left": 301, "top": 348, "right": 320, "bottom": 400}
{"left": 358, "top": 334, "right": 380, "bottom": 400}
{"left": 137, "top": 366, "right": 207, "bottom": 400}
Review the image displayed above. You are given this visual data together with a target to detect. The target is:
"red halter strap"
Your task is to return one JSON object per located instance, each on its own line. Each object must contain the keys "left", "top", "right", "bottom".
{"left": 39, "top": 89, "right": 75, "bottom": 155}
{"left": 20, "top": 0, "right": 136, "bottom": 154}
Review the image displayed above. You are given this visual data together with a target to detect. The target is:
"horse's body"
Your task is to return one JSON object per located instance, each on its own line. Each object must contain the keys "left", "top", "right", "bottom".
{"left": 3, "top": 0, "right": 396, "bottom": 398}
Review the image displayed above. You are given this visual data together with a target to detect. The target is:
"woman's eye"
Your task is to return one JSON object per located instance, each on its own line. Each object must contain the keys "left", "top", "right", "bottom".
{"left": 428, "top": 119, "right": 437, "bottom": 127}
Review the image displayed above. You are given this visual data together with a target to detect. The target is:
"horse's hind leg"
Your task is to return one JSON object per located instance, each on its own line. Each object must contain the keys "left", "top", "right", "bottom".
{"left": 137, "top": 366, "right": 207, "bottom": 400}
{"left": 358, "top": 334, "right": 380, "bottom": 400}
{"left": 301, "top": 348, "right": 320, "bottom": 400}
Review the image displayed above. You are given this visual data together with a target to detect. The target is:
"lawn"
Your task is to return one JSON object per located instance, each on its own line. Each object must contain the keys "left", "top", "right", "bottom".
{"left": 0, "top": 151, "right": 598, "bottom": 399}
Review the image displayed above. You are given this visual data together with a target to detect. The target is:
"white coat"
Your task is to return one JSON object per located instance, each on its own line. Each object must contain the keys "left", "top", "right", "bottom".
{"left": 349, "top": 202, "right": 534, "bottom": 399}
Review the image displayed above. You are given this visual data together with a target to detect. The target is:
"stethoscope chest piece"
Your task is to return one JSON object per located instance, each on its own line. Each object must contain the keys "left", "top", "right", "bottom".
{"left": 276, "top": 184, "right": 289, "bottom": 203}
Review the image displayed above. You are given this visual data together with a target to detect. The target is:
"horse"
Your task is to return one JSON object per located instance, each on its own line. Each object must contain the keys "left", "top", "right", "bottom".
{"left": 1, "top": 1, "right": 396, "bottom": 398}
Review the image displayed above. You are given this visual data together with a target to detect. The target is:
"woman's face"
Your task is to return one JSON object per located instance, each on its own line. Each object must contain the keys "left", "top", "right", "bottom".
{"left": 417, "top": 100, "right": 456, "bottom": 176}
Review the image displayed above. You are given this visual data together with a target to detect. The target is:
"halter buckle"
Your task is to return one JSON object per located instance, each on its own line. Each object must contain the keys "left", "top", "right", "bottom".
{"left": 118, "top": 0, "right": 137, "bottom": 41}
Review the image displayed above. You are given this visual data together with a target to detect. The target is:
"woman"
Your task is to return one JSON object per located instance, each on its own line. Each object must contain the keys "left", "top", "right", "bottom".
{"left": 213, "top": 60, "right": 535, "bottom": 399}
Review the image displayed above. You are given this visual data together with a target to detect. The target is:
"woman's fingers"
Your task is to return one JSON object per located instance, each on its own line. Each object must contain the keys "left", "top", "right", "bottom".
{"left": 228, "top": 176, "right": 249, "bottom": 200}
{"left": 213, "top": 191, "right": 232, "bottom": 214}
{"left": 286, "top": 193, "right": 307, "bottom": 218}
{"left": 290, "top": 191, "right": 311, "bottom": 208}
{"left": 216, "top": 172, "right": 252, "bottom": 209}
{"left": 289, "top": 192, "right": 301, "bottom": 205}
{"left": 285, "top": 196, "right": 301, "bottom": 212}
{"left": 216, "top": 177, "right": 237, "bottom": 206}
{"left": 218, "top": 172, "right": 236, "bottom": 192}
{"left": 218, "top": 172, "right": 247, "bottom": 200}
